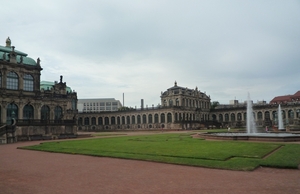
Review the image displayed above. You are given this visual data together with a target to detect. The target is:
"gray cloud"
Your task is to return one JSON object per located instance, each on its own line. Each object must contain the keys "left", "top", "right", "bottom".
{"left": 1, "top": 0, "right": 299, "bottom": 106}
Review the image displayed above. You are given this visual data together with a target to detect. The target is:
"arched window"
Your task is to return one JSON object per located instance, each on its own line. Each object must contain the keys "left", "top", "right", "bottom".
{"left": 54, "top": 106, "right": 62, "bottom": 121}
{"left": 121, "top": 116, "right": 125, "bottom": 124}
{"left": 176, "top": 98, "right": 179, "bottom": 106}
{"left": 127, "top": 116, "right": 130, "bottom": 124}
{"left": 91, "top": 117, "right": 96, "bottom": 125}
{"left": 288, "top": 110, "right": 294, "bottom": 119}
{"left": 169, "top": 99, "right": 173, "bottom": 106}
{"left": 148, "top": 114, "right": 153, "bottom": 123}
{"left": 23, "top": 74, "right": 34, "bottom": 91}
{"left": 225, "top": 114, "right": 229, "bottom": 122}
{"left": 265, "top": 111, "right": 270, "bottom": 119}
{"left": 230, "top": 113, "right": 235, "bottom": 121}
{"left": 272, "top": 111, "right": 276, "bottom": 120}
{"left": 137, "top": 115, "right": 141, "bottom": 124}
{"left": 237, "top": 113, "right": 242, "bottom": 120}
{"left": 117, "top": 117, "right": 120, "bottom": 125}
{"left": 41, "top": 105, "right": 50, "bottom": 120}
{"left": 257, "top": 112, "right": 263, "bottom": 120}
{"left": 7, "top": 71, "right": 18, "bottom": 90}
{"left": 105, "top": 117, "right": 109, "bottom": 125}
{"left": 142, "top": 114, "right": 147, "bottom": 123}
{"left": 154, "top": 114, "right": 159, "bottom": 123}
{"left": 175, "top": 113, "right": 178, "bottom": 121}
{"left": 167, "top": 113, "right": 172, "bottom": 123}
{"left": 111, "top": 117, "right": 116, "bottom": 125}
{"left": 84, "top": 117, "right": 90, "bottom": 125}
{"left": 98, "top": 117, "right": 103, "bottom": 125}
{"left": 23, "top": 105, "right": 34, "bottom": 120}
{"left": 219, "top": 114, "right": 223, "bottom": 122}
{"left": 161, "top": 113, "right": 165, "bottom": 123}
{"left": 7, "top": 103, "right": 18, "bottom": 124}
{"left": 132, "top": 115, "right": 135, "bottom": 124}
{"left": 78, "top": 117, "right": 83, "bottom": 125}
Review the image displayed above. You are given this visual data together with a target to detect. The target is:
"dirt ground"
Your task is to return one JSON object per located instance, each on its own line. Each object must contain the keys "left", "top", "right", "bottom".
{"left": 0, "top": 132, "right": 299, "bottom": 194}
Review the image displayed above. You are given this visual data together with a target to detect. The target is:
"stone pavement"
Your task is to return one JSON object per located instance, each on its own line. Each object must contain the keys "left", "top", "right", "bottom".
{"left": 0, "top": 132, "right": 299, "bottom": 194}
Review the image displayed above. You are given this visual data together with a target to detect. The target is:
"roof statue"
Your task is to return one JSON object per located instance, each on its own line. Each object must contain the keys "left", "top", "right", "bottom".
{"left": 174, "top": 81, "right": 177, "bottom": 86}
{"left": 6, "top": 37, "right": 11, "bottom": 47}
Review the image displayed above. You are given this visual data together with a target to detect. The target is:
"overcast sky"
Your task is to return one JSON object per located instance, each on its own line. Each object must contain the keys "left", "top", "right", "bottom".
{"left": 1, "top": 0, "right": 300, "bottom": 107}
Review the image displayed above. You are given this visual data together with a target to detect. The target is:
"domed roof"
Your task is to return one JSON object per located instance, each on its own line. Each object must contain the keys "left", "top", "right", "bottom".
{"left": 0, "top": 37, "right": 37, "bottom": 66}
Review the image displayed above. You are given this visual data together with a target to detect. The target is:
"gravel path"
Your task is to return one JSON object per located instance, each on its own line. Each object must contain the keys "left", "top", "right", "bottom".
{"left": 1, "top": 133, "right": 299, "bottom": 194}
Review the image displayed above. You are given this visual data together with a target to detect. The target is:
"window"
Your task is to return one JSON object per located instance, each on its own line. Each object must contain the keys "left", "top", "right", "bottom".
{"left": 7, "top": 103, "right": 18, "bottom": 124}
{"left": 54, "top": 106, "right": 62, "bottom": 121}
{"left": 105, "top": 117, "right": 109, "bottom": 125}
{"left": 23, "top": 74, "right": 34, "bottom": 91}
{"left": 41, "top": 105, "right": 50, "bottom": 120}
{"left": 23, "top": 105, "right": 34, "bottom": 119}
{"left": 161, "top": 113, "right": 165, "bottom": 123}
{"left": 0, "top": 72, "right": 2, "bottom": 88}
{"left": 7, "top": 71, "right": 18, "bottom": 90}
{"left": 98, "top": 117, "right": 103, "bottom": 125}
{"left": 137, "top": 115, "right": 141, "bottom": 124}
{"left": 84, "top": 117, "right": 90, "bottom": 125}
{"left": 148, "top": 114, "right": 153, "bottom": 123}
{"left": 154, "top": 114, "right": 159, "bottom": 123}
{"left": 167, "top": 113, "right": 172, "bottom": 123}
{"left": 91, "top": 117, "right": 96, "bottom": 125}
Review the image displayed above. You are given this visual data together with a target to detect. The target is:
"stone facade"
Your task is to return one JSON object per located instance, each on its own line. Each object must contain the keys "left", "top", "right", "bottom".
{"left": 0, "top": 37, "right": 78, "bottom": 143}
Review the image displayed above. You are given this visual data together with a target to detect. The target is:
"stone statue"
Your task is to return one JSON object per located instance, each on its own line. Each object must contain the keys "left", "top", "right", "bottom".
{"left": 37, "top": 58, "right": 40, "bottom": 65}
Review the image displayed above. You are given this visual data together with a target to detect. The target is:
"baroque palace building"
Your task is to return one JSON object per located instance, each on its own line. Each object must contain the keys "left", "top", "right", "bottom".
{"left": 78, "top": 81, "right": 211, "bottom": 131}
{"left": 0, "top": 37, "right": 78, "bottom": 143}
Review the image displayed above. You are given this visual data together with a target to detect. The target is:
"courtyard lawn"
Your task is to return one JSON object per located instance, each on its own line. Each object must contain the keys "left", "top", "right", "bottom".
{"left": 20, "top": 133, "right": 300, "bottom": 171}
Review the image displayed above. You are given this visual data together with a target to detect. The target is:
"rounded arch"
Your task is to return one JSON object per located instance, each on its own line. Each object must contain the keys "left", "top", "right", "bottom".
{"left": 148, "top": 114, "right": 153, "bottom": 123}
{"left": 218, "top": 114, "right": 223, "bottom": 122}
{"left": 84, "top": 117, "right": 90, "bottom": 125}
{"left": 98, "top": 117, "right": 103, "bottom": 125}
{"left": 230, "top": 113, "right": 235, "bottom": 121}
{"left": 41, "top": 105, "right": 50, "bottom": 120}
{"left": 91, "top": 117, "right": 96, "bottom": 125}
{"left": 7, "top": 71, "right": 19, "bottom": 90}
{"left": 167, "top": 113, "right": 172, "bottom": 123}
{"left": 23, "top": 104, "right": 34, "bottom": 120}
{"left": 7, "top": 103, "right": 18, "bottom": 124}
{"left": 23, "top": 74, "right": 34, "bottom": 91}
{"left": 78, "top": 117, "right": 83, "bottom": 125}
{"left": 142, "top": 114, "right": 147, "bottom": 123}
{"left": 154, "top": 114, "right": 159, "bottom": 123}
{"left": 126, "top": 116, "right": 130, "bottom": 124}
{"left": 111, "top": 116, "right": 116, "bottom": 125}
{"left": 54, "top": 106, "right": 63, "bottom": 121}
{"left": 105, "top": 117, "right": 109, "bottom": 125}
{"left": 160, "top": 113, "right": 165, "bottom": 123}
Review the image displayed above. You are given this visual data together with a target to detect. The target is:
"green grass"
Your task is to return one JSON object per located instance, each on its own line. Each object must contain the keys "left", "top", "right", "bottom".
{"left": 20, "top": 133, "right": 300, "bottom": 171}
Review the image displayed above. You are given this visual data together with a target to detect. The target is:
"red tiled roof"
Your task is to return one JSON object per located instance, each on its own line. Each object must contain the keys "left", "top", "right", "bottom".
{"left": 270, "top": 90, "right": 300, "bottom": 103}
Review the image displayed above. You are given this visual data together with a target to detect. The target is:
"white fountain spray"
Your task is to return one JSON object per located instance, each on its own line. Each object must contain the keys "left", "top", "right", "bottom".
{"left": 278, "top": 104, "right": 284, "bottom": 130}
{"left": 247, "top": 93, "right": 257, "bottom": 133}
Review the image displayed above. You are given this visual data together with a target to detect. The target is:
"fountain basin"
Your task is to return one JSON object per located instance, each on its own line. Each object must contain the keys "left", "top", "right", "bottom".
{"left": 197, "top": 132, "right": 300, "bottom": 142}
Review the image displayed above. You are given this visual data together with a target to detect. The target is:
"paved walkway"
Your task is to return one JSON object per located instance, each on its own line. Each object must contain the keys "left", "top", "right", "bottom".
{"left": 1, "top": 132, "right": 300, "bottom": 194}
